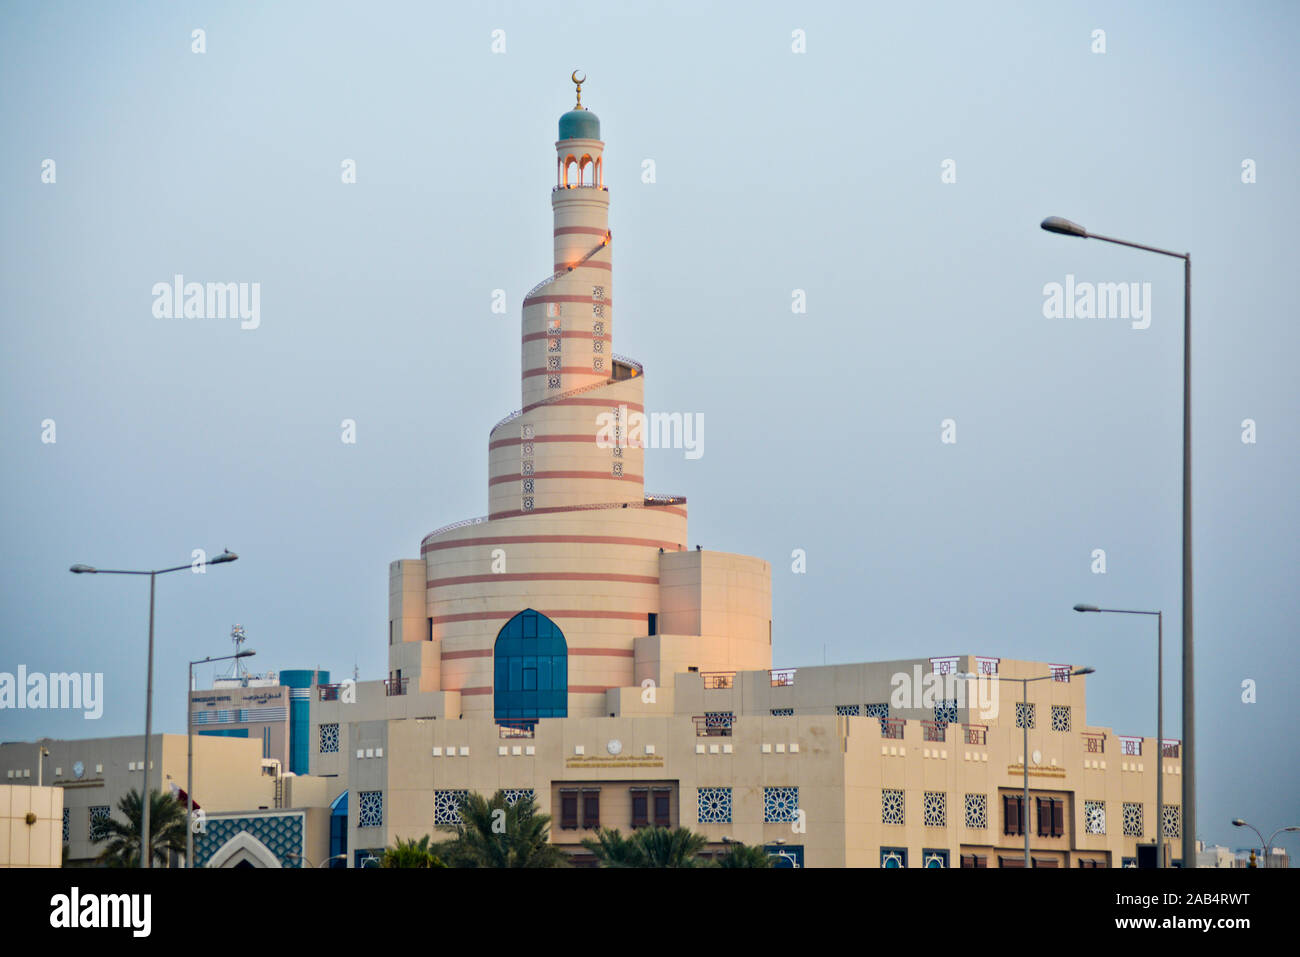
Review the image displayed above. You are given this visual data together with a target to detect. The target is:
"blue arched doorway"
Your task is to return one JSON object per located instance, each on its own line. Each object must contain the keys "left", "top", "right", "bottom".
{"left": 494, "top": 609, "right": 567, "bottom": 722}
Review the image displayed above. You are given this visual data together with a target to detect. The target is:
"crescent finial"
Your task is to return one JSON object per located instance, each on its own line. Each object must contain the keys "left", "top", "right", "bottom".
{"left": 571, "top": 70, "right": 586, "bottom": 109}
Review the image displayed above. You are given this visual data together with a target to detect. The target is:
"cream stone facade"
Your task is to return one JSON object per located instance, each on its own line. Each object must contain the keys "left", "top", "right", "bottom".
{"left": 0, "top": 785, "right": 63, "bottom": 867}
{"left": 305, "top": 83, "right": 1182, "bottom": 868}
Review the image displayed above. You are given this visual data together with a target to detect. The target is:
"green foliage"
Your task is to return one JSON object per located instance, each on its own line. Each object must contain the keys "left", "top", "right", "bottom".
{"left": 434, "top": 791, "right": 568, "bottom": 868}
{"left": 582, "top": 826, "right": 708, "bottom": 868}
{"left": 713, "top": 841, "right": 775, "bottom": 868}
{"left": 381, "top": 834, "right": 446, "bottom": 868}
{"left": 95, "top": 788, "right": 187, "bottom": 868}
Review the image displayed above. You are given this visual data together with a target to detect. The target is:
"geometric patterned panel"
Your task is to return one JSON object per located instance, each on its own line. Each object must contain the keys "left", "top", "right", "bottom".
{"left": 1084, "top": 800, "right": 1106, "bottom": 834}
{"left": 88, "top": 806, "right": 111, "bottom": 842}
{"left": 934, "top": 699, "right": 958, "bottom": 725}
{"left": 1162, "top": 804, "right": 1181, "bottom": 838}
{"left": 192, "top": 812, "right": 305, "bottom": 868}
{"left": 62, "top": 806, "right": 70, "bottom": 844}
{"left": 502, "top": 789, "right": 534, "bottom": 807}
{"left": 434, "top": 789, "right": 469, "bottom": 827}
{"left": 1015, "top": 702, "right": 1035, "bottom": 729}
{"left": 1051, "top": 705, "right": 1071, "bottom": 732}
{"left": 763, "top": 787, "right": 798, "bottom": 823}
{"left": 1123, "top": 802, "right": 1144, "bottom": 837}
{"left": 770, "top": 708, "right": 794, "bottom": 717}
{"left": 865, "top": 702, "right": 890, "bottom": 734}
{"left": 704, "top": 711, "right": 734, "bottom": 731}
{"left": 965, "top": 793, "right": 988, "bottom": 829}
{"left": 319, "top": 722, "right": 339, "bottom": 754}
{"left": 358, "top": 790, "right": 383, "bottom": 829}
{"left": 835, "top": 704, "right": 860, "bottom": 716}
{"left": 923, "top": 791, "right": 946, "bottom": 828}
{"left": 882, "top": 789, "right": 905, "bottom": 825}
{"left": 697, "top": 787, "right": 732, "bottom": 824}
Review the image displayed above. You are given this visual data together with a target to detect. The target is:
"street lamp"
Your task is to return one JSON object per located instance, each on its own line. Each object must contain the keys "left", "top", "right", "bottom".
{"left": 1042, "top": 214, "right": 1194, "bottom": 866}
{"left": 1075, "top": 604, "right": 1167, "bottom": 866}
{"left": 958, "top": 665, "right": 1095, "bottom": 867}
{"left": 71, "top": 549, "right": 238, "bottom": 868}
{"left": 186, "top": 646, "right": 256, "bottom": 869}
{"left": 1231, "top": 820, "right": 1300, "bottom": 868}
{"left": 285, "top": 851, "right": 347, "bottom": 869}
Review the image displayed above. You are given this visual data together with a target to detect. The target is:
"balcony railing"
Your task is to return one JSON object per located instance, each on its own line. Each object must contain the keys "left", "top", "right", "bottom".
{"left": 384, "top": 677, "right": 409, "bottom": 697}
{"left": 1161, "top": 741, "right": 1181, "bottom": 758}
{"left": 701, "top": 671, "right": 735, "bottom": 690}
{"left": 880, "top": 718, "right": 906, "bottom": 740}
{"left": 318, "top": 684, "right": 342, "bottom": 701}
{"left": 1082, "top": 732, "right": 1106, "bottom": 754}
{"left": 769, "top": 668, "right": 796, "bottom": 687}
{"left": 964, "top": 724, "right": 987, "bottom": 745}
{"left": 498, "top": 720, "right": 536, "bottom": 739}
{"left": 922, "top": 720, "right": 947, "bottom": 743}
{"left": 693, "top": 714, "right": 734, "bottom": 737}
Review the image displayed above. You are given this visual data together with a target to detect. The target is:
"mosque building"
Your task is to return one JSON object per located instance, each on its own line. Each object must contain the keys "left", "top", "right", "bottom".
{"left": 303, "top": 76, "right": 1184, "bottom": 868}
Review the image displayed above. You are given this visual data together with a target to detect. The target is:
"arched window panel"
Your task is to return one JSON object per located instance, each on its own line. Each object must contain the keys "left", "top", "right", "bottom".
{"left": 494, "top": 609, "right": 568, "bottom": 721}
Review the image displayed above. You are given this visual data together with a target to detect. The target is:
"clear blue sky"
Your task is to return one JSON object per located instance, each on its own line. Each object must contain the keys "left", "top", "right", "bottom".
{"left": 2, "top": 1, "right": 1296, "bottom": 856}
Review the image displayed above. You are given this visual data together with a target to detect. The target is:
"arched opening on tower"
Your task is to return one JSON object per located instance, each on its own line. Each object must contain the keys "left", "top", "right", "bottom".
{"left": 563, "top": 155, "right": 578, "bottom": 187}
{"left": 579, "top": 154, "right": 594, "bottom": 186}
{"left": 494, "top": 609, "right": 568, "bottom": 722}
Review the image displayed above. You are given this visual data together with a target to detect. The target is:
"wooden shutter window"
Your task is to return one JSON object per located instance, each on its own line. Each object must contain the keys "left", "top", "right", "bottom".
{"left": 1004, "top": 795, "right": 1021, "bottom": 835}
{"left": 560, "top": 792, "right": 578, "bottom": 830}
{"left": 582, "top": 789, "right": 600, "bottom": 829}
{"left": 630, "top": 789, "right": 648, "bottom": 828}
{"left": 1052, "top": 799, "right": 1064, "bottom": 838}
{"left": 652, "top": 788, "right": 671, "bottom": 827}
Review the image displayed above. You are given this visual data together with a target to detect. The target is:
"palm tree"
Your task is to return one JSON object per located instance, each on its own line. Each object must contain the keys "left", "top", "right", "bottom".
{"left": 435, "top": 791, "right": 568, "bottom": 868}
{"left": 713, "top": 842, "right": 775, "bottom": 868}
{"left": 579, "top": 827, "right": 642, "bottom": 868}
{"left": 582, "top": 826, "right": 708, "bottom": 868}
{"left": 381, "top": 835, "right": 446, "bottom": 868}
{"left": 95, "top": 788, "right": 187, "bottom": 868}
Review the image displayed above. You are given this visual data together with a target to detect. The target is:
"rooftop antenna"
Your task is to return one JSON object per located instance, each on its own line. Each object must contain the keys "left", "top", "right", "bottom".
{"left": 223, "top": 624, "right": 250, "bottom": 684}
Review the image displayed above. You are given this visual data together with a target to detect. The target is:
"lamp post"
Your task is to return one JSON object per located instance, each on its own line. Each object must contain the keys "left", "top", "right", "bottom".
{"left": 186, "top": 647, "right": 256, "bottom": 869}
{"left": 1074, "top": 604, "right": 1166, "bottom": 865}
{"left": 958, "top": 666, "right": 1094, "bottom": 867}
{"left": 1231, "top": 820, "right": 1300, "bottom": 868}
{"left": 1042, "top": 214, "right": 1194, "bottom": 866}
{"left": 71, "top": 549, "right": 238, "bottom": 868}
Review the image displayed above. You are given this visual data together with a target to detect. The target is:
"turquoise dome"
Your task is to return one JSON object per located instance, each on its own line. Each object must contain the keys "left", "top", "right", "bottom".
{"left": 559, "top": 108, "right": 601, "bottom": 141}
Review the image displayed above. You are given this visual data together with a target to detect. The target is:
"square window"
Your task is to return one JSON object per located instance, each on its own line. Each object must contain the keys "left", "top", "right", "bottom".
{"left": 548, "top": 356, "right": 560, "bottom": 371}
{"left": 593, "top": 357, "right": 604, "bottom": 372}
{"left": 433, "top": 789, "right": 467, "bottom": 827}
{"left": 764, "top": 786, "right": 799, "bottom": 823}
{"left": 881, "top": 789, "right": 905, "bottom": 825}
{"left": 359, "top": 790, "right": 384, "bottom": 828}
{"left": 964, "top": 793, "right": 988, "bottom": 829}
{"left": 1123, "top": 802, "right": 1144, "bottom": 837}
{"left": 697, "top": 786, "right": 732, "bottom": 824}
{"left": 319, "top": 722, "right": 339, "bottom": 754}
{"left": 1051, "top": 705, "right": 1071, "bottom": 732}
{"left": 1016, "top": 702, "right": 1035, "bottom": 729}
{"left": 522, "top": 441, "right": 534, "bottom": 456}
{"left": 522, "top": 496, "right": 534, "bottom": 511}
{"left": 593, "top": 339, "right": 604, "bottom": 353}
{"left": 548, "top": 337, "right": 562, "bottom": 353}
{"left": 521, "top": 424, "right": 534, "bottom": 440}
{"left": 593, "top": 285, "right": 605, "bottom": 300}
{"left": 547, "top": 374, "right": 561, "bottom": 389}
{"left": 593, "top": 321, "right": 604, "bottom": 336}
{"left": 923, "top": 791, "right": 946, "bottom": 827}
{"left": 1085, "top": 800, "right": 1106, "bottom": 834}
{"left": 593, "top": 303, "right": 604, "bottom": 318}
{"left": 89, "top": 806, "right": 111, "bottom": 842}
{"left": 521, "top": 461, "right": 534, "bottom": 475}
{"left": 612, "top": 461, "right": 623, "bottom": 477}
{"left": 522, "top": 478, "right": 534, "bottom": 494}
